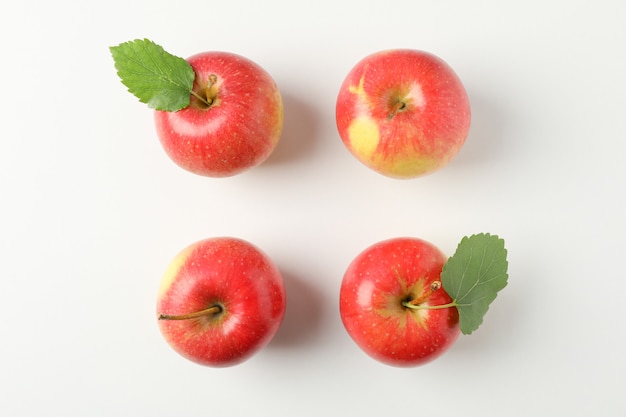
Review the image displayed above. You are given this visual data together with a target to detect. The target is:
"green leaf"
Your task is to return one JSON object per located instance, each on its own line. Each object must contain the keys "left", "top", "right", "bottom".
{"left": 110, "top": 39, "right": 195, "bottom": 111}
{"left": 440, "top": 233, "right": 508, "bottom": 335}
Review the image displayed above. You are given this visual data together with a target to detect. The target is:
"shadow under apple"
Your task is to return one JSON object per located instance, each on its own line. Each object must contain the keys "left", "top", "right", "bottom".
{"left": 446, "top": 91, "right": 509, "bottom": 172}
{"left": 447, "top": 270, "right": 525, "bottom": 360}
{"left": 262, "top": 91, "right": 322, "bottom": 167}
{"left": 268, "top": 267, "right": 325, "bottom": 349}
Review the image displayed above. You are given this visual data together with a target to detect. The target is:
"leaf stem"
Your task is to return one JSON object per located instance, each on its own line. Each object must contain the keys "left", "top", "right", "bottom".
{"left": 401, "top": 281, "right": 458, "bottom": 310}
{"left": 402, "top": 300, "right": 458, "bottom": 310}
{"left": 190, "top": 90, "right": 211, "bottom": 107}
{"left": 187, "top": 75, "right": 218, "bottom": 108}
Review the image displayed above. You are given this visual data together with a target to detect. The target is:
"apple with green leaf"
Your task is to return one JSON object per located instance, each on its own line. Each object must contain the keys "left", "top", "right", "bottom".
{"left": 339, "top": 234, "right": 508, "bottom": 367}
{"left": 110, "top": 39, "right": 283, "bottom": 177}
{"left": 156, "top": 237, "right": 286, "bottom": 367}
{"left": 335, "top": 49, "right": 471, "bottom": 179}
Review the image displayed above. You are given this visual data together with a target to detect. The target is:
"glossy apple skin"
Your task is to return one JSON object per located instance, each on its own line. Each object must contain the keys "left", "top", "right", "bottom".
{"left": 156, "top": 237, "right": 286, "bottom": 367}
{"left": 154, "top": 52, "right": 283, "bottom": 177}
{"left": 336, "top": 49, "right": 471, "bottom": 179}
{"left": 340, "top": 237, "right": 460, "bottom": 367}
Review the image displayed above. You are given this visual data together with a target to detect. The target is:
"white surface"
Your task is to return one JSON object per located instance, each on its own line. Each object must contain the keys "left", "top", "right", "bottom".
{"left": 1, "top": 0, "right": 625, "bottom": 415}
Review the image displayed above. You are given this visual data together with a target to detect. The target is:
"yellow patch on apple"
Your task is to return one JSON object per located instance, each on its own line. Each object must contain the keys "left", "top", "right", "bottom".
{"left": 348, "top": 117, "right": 380, "bottom": 158}
{"left": 377, "top": 153, "right": 441, "bottom": 179}
{"left": 348, "top": 75, "right": 367, "bottom": 97}
{"left": 158, "top": 244, "right": 196, "bottom": 298}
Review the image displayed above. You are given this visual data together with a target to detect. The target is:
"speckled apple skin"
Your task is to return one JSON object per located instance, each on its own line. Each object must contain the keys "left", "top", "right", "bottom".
{"left": 336, "top": 49, "right": 470, "bottom": 179}
{"left": 340, "top": 237, "right": 460, "bottom": 367}
{"left": 157, "top": 237, "right": 286, "bottom": 367}
{"left": 155, "top": 52, "right": 283, "bottom": 177}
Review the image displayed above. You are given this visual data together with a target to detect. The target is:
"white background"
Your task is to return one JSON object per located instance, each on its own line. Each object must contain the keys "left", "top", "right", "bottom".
{"left": 1, "top": 0, "right": 625, "bottom": 415}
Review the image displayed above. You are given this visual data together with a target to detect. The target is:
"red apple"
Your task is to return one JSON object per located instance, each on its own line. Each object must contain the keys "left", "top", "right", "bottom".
{"left": 339, "top": 237, "right": 460, "bottom": 367}
{"left": 156, "top": 237, "right": 286, "bottom": 367}
{"left": 154, "top": 52, "right": 284, "bottom": 177}
{"left": 335, "top": 49, "right": 471, "bottom": 179}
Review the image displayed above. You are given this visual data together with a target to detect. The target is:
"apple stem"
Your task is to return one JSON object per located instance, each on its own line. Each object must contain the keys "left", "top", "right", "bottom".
{"left": 388, "top": 100, "right": 407, "bottom": 119}
{"left": 158, "top": 305, "right": 222, "bottom": 321}
{"left": 429, "top": 281, "right": 442, "bottom": 292}
{"left": 204, "top": 74, "right": 218, "bottom": 105}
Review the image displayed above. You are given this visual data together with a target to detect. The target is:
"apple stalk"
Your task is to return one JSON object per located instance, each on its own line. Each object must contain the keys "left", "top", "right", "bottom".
{"left": 387, "top": 99, "right": 407, "bottom": 119}
{"left": 158, "top": 305, "right": 222, "bottom": 321}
